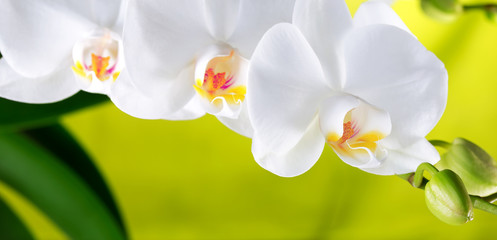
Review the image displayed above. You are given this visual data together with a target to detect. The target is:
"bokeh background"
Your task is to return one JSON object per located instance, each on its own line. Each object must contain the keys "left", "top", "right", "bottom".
{"left": 1, "top": 0, "right": 497, "bottom": 239}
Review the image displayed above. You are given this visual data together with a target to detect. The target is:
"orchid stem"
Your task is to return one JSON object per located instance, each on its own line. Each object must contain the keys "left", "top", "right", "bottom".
{"left": 463, "top": 4, "right": 497, "bottom": 12}
{"left": 483, "top": 192, "right": 497, "bottom": 203}
{"left": 471, "top": 196, "right": 497, "bottom": 215}
{"left": 412, "top": 163, "right": 439, "bottom": 188}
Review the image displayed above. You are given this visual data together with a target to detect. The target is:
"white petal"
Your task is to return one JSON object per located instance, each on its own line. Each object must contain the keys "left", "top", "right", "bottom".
{"left": 112, "top": 61, "right": 201, "bottom": 118}
{"left": 349, "top": 101, "right": 392, "bottom": 139}
{"left": 0, "top": 58, "right": 80, "bottom": 103}
{"left": 202, "top": 96, "right": 243, "bottom": 118}
{"left": 318, "top": 94, "right": 360, "bottom": 139}
{"left": 252, "top": 118, "right": 325, "bottom": 177}
{"left": 164, "top": 95, "right": 206, "bottom": 121}
{"left": 353, "top": 1, "right": 413, "bottom": 36}
{"left": 292, "top": 0, "right": 353, "bottom": 89}
{"left": 42, "top": 0, "right": 123, "bottom": 27}
{"left": 84, "top": 0, "right": 123, "bottom": 28}
{"left": 111, "top": 69, "right": 206, "bottom": 120}
{"left": 203, "top": 0, "right": 240, "bottom": 41}
{"left": 124, "top": 0, "right": 213, "bottom": 98}
{"left": 248, "top": 23, "right": 328, "bottom": 157}
{"left": 342, "top": 25, "right": 447, "bottom": 147}
{"left": 112, "top": 0, "right": 128, "bottom": 32}
{"left": 217, "top": 102, "right": 253, "bottom": 138}
{"left": 0, "top": 0, "right": 96, "bottom": 77}
{"left": 109, "top": 70, "right": 205, "bottom": 120}
{"left": 361, "top": 138, "right": 440, "bottom": 175}
{"left": 226, "top": 0, "right": 295, "bottom": 58}
{"left": 109, "top": 69, "right": 167, "bottom": 119}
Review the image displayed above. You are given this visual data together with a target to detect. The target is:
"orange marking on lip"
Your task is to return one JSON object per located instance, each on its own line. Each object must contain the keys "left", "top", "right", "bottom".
{"left": 338, "top": 121, "right": 354, "bottom": 144}
{"left": 194, "top": 50, "right": 246, "bottom": 106}
{"left": 328, "top": 127, "right": 385, "bottom": 157}
{"left": 90, "top": 53, "right": 111, "bottom": 81}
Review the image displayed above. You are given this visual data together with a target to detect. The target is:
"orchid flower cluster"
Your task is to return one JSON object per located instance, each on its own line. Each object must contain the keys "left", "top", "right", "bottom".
{"left": 0, "top": 0, "right": 496, "bottom": 225}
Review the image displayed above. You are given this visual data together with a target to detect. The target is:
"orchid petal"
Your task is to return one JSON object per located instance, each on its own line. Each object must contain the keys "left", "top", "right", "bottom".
{"left": 253, "top": 118, "right": 324, "bottom": 177}
{"left": 46, "top": 0, "right": 123, "bottom": 27}
{"left": 362, "top": 138, "right": 440, "bottom": 175}
{"left": 84, "top": 0, "right": 123, "bottom": 28}
{"left": 248, "top": 23, "right": 328, "bottom": 157}
{"left": 111, "top": 68, "right": 205, "bottom": 120}
{"left": 217, "top": 103, "right": 253, "bottom": 138}
{"left": 124, "top": 0, "right": 213, "bottom": 97}
{"left": 0, "top": 59, "right": 79, "bottom": 103}
{"left": 165, "top": 96, "right": 206, "bottom": 121}
{"left": 113, "top": 60, "right": 200, "bottom": 117}
{"left": 353, "top": 1, "right": 413, "bottom": 36}
{"left": 226, "top": 0, "right": 295, "bottom": 58}
{"left": 109, "top": 69, "right": 166, "bottom": 119}
{"left": 342, "top": 25, "right": 447, "bottom": 147}
{"left": 318, "top": 94, "right": 360, "bottom": 140}
{"left": 0, "top": 0, "right": 96, "bottom": 77}
{"left": 112, "top": 0, "right": 128, "bottom": 33}
{"left": 203, "top": 0, "right": 240, "bottom": 41}
{"left": 292, "top": 0, "right": 353, "bottom": 89}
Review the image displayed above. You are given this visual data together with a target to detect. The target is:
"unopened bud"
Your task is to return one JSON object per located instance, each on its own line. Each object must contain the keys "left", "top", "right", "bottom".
{"left": 436, "top": 138, "right": 497, "bottom": 197}
{"left": 425, "top": 169, "right": 473, "bottom": 225}
{"left": 421, "top": 0, "right": 462, "bottom": 22}
{"left": 485, "top": 6, "right": 497, "bottom": 23}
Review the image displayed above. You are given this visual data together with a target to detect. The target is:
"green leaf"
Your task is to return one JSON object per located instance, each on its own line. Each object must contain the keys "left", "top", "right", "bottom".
{"left": 0, "top": 92, "right": 108, "bottom": 131}
{"left": 22, "top": 123, "right": 127, "bottom": 236}
{"left": 0, "top": 195, "right": 34, "bottom": 240}
{"left": 0, "top": 132, "right": 125, "bottom": 240}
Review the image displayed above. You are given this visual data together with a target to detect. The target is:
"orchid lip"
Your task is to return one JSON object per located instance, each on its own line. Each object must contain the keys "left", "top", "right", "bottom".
{"left": 71, "top": 28, "right": 124, "bottom": 94}
{"left": 193, "top": 45, "right": 249, "bottom": 118}
{"left": 327, "top": 118, "right": 385, "bottom": 158}
{"left": 319, "top": 96, "right": 392, "bottom": 168}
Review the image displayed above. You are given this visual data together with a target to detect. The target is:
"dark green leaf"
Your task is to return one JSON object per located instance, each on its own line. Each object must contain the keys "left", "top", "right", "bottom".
{"left": 0, "top": 92, "right": 108, "bottom": 131}
{"left": 22, "top": 123, "right": 127, "bottom": 235}
{"left": 0, "top": 132, "right": 125, "bottom": 240}
{"left": 0, "top": 196, "right": 34, "bottom": 240}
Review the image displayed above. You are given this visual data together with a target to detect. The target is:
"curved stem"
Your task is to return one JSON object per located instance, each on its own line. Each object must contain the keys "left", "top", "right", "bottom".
{"left": 471, "top": 196, "right": 497, "bottom": 215}
{"left": 412, "top": 163, "right": 439, "bottom": 188}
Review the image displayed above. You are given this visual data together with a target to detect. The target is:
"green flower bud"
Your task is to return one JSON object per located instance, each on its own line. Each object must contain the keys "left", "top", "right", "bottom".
{"left": 485, "top": 6, "right": 497, "bottom": 23}
{"left": 421, "top": 0, "right": 462, "bottom": 22}
{"left": 425, "top": 169, "right": 473, "bottom": 225}
{"left": 436, "top": 138, "right": 497, "bottom": 197}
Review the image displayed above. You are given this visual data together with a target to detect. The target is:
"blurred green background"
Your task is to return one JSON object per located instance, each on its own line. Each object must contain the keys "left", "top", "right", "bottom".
{"left": 2, "top": 0, "right": 497, "bottom": 239}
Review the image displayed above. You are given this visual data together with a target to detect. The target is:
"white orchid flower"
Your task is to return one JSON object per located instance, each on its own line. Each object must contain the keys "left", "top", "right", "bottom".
{"left": 0, "top": 0, "right": 126, "bottom": 103}
{"left": 112, "top": 0, "right": 295, "bottom": 137}
{"left": 248, "top": 0, "right": 448, "bottom": 177}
